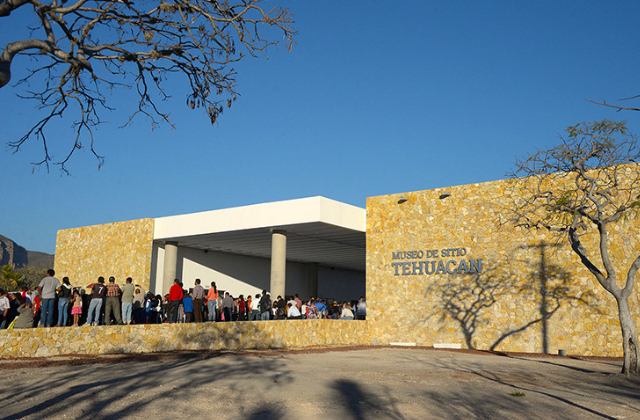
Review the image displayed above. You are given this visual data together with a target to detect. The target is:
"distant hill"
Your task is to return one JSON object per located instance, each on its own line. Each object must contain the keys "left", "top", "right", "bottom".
{"left": 0, "top": 234, "right": 54, "bottom": 269}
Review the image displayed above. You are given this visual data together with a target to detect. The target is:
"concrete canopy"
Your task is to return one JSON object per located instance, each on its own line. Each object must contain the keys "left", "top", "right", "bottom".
{"left": 153, "top": 197, "right": 365, "bottom": 271}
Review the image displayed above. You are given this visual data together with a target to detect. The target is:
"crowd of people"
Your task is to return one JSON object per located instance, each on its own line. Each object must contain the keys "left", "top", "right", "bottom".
{"left": 0, "top": 270, "right": 367, "bottom": 329}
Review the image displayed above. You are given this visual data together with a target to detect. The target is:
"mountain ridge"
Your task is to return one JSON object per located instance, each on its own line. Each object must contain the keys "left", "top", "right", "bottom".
{"left": 0, "top": 234, "right": 55, "bottom": 270}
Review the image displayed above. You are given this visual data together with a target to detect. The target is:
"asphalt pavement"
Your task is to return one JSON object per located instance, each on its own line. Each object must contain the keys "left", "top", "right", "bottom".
{"left": 1, "top": 347, "right": 638, "bottom": 419}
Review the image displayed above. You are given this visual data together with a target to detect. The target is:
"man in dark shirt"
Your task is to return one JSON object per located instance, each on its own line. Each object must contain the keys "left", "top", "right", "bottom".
{"left": 328, "top": 301, "right": 341, "bottom": 319}
{"left": 259, "top": 290, "right": 271, "bottom": 321}
{"left": 276, "top": 296, "right": 287, "bottom": 319}
{"left": 87, "top": 277, "right": 107, "bottom": 326}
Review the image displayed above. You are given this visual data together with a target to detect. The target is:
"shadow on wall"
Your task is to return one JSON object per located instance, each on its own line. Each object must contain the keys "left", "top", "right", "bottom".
{"left": 103, "top": 322, "right": 280, "bottom": 355}
{"left": 173, "top": 322, "right": 281, "bottom": 350}
{"left": 428, "top": 241, "right": 599, "bottom": 353}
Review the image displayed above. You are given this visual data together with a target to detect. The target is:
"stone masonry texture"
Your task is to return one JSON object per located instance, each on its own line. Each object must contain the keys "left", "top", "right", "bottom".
{"left": 54, "top": 219, "right": 155, "bottom": 292}
{"left": 366, "top": 167, "right": 640, "bottom": 357}
{"left": 0, "top": 321, "right": 370, "bottom": 357}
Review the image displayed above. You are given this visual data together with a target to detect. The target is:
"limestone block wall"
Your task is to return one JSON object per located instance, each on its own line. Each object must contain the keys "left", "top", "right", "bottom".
{"left": 0, "top": 320, "right": 370, "bottom": 358}
{"left": 366, "top": 174, "right": 640, "bottom": 357}
{"left": 54, "top": 219, "right": 155, "bottom": 291}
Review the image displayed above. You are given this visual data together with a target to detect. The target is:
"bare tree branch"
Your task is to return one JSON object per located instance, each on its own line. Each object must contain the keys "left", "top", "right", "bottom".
{"left": 586, "top": 98, "right": 640, "bottom": 112}
{"left": 1, "top": 0, "right": 296, "bottom": 172}
{"left": 507, "top": 119, "right": 640, "bottom": 375}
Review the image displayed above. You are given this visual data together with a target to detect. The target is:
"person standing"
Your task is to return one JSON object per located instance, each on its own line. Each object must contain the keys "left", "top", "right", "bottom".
{"left": 56, "top": 276, "right": 73, "bottom": 326}
{"left": 71, "top": 290, "right": 83, "bottom": 326}
{"left": 206, "top": 282, "right": 218, "bottom": 322}
{"left": 104, "top": 276, "right": 123, "bottom": 325}
{"left": 356, "top": 296, "right": 366, "bottom": 320}
{"left": 0, "top": 289, "right": 9, "bottom": 329}
{"left": 32, "top": 287, "right": 42, "bottom": 327}
{"left": 237, "top": 295, "right": 246, "bottom": 321}
{"left": 121, "top": 277, "right": 135, "bottom": 325}
{"left": 132, "top": 287, "right": 145, "bottom": 324}
{"left": 38, "top": 269, "right": 60, "bottom": 327}
{"left": 221, "top": 292, "right": 235, "bottom": 322}
{"left": 245, "top": 295, "right": 252, "bottom": 321}
{"left": 275, "top": 296, "right": 287, "bottom": 320}
{"left": 250, "top": 293, "right": 261, "bottom": 321}
{"left": 259, "top": 290, "right": 271, "bottom": 321}
{"left": 192, "top": 279, "right": 205, "bottom": 323}
{"left": 87, "top": 277, "right": 107, "bottom": 326}
{"left": 182, "top": 292, "right": 194, "bottom": 323}
{"left": 167, "top": 279, "right": 183, "bottom": 323}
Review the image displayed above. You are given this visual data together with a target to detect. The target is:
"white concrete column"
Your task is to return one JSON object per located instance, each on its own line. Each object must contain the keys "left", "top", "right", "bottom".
{"left": 308, "top": 262, "right": 319, "bottom": 299}
{"left": 163, "top": 241, "right": 178, "bottom": 296}
{"left": 270, "top": 230, "right": 287, "bottom": 298}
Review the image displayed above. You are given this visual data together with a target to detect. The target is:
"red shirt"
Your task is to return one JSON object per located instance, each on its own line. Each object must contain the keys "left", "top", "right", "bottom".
{"left": 168, "top": 284, "right": 184, "bottom": 301}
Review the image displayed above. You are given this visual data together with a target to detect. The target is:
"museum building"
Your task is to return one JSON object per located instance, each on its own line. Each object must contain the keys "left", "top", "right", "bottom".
{"left": 2, "top": 171, "right": 638, "bottom": 358}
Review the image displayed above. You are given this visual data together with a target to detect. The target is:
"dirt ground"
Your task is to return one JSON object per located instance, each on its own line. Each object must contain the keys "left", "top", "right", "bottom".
{"left": 1, "top": 347, "right": 639, "bottom": 419}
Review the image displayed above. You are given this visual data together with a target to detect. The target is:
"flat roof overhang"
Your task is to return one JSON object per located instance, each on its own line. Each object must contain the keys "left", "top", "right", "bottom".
{"left": 153, "top": 197, "right": 365, "bottom": 271}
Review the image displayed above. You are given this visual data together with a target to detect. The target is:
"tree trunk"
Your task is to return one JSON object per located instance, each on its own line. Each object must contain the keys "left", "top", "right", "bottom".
{"left": 616, "top": 297, "right": 640, "bottom": 375}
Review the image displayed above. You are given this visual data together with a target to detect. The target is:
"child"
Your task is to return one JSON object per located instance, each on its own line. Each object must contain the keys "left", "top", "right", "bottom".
{"left": 71, "top": 290, "right": 83, "bottom": 326}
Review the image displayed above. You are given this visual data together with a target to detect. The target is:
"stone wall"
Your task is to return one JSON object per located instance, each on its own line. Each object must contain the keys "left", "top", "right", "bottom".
{"left": 366, "top": 172, "right": 640, "bottom": 357}
{"left": 0, "top": 320, "right": 370, "bottom": 358}
{"left": 54, "top": 219, "right": 155, "bottom": 291}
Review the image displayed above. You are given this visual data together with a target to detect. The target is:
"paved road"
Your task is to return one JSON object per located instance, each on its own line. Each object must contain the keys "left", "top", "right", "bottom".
{"left": 1, "top": 348, "right": 639, "bottom": 419}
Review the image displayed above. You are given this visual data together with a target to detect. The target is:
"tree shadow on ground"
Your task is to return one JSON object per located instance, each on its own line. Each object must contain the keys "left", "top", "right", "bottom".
{"left": 423, "top": 354, "right": 640, "bottom": 419}
{"left": 0, "top": 325, "right": 292, "bottom": 420}
{"left": 428, "top": 241, "right": 599, "bottom": 353}
{"left": 246, "top": 403, "right": 286, "bottom": 420}
{"left": 331, "top": 379, "right": 405, "bottom": 420}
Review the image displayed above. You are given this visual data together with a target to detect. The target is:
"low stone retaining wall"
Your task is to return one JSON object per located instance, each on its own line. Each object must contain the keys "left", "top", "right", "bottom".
{"left": 0, "top": 320, "right": 371, "bottom": 358}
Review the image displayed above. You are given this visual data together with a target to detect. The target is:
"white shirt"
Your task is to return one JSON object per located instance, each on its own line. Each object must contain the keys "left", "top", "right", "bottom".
{"left": 251, "top": 298, "right": 260, "bottom": 311}
{"left": 287, "top": 305, "right": 301, "bottom": 318}
{"left": 0, "top": 296, "right": 10, "bottom": 312}
{"left": 341, "top": 307, "right": 354, "bottom": 318}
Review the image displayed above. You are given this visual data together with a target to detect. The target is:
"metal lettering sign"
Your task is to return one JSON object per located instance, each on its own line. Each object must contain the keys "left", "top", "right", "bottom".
{"left": 390, "top": 247, "right": 483, "bottom": 275}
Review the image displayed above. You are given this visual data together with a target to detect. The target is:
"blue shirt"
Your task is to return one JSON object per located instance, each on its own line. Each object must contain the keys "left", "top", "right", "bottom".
{"left": 314, "top": 302, "right": 327, "bottom": 314}
{"left": 183, "top": 297, "right": 194, "bottom": 313}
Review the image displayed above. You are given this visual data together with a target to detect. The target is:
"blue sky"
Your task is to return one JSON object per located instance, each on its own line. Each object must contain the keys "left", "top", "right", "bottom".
{"left": 2, "top": 0, "right": 640, "bottom": 254}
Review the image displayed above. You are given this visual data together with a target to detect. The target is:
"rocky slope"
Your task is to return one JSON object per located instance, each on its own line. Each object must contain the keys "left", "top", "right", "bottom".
{"left": 0, "top": 234, "right": 54, "bottom": 269}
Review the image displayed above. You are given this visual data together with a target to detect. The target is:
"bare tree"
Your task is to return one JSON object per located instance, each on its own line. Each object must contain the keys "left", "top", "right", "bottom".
{"left": 508, "top": 119, "right": 640, "bottom": 375}
{"left": 587, "top": 95, "right": 640, "bottom": 112}
{"left": 0, "top": 0, "right": 295, "bottom": 172}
